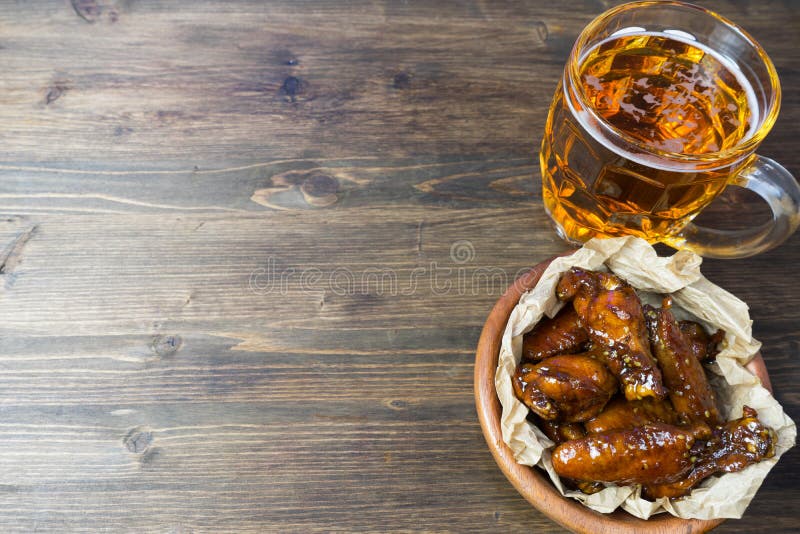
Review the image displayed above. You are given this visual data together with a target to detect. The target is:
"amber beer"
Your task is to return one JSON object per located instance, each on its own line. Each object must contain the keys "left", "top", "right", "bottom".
{"left": 540, "top": 2, "right": 800, "bottom": 258}
{"left": 542, "top": 32, "right": 758, "bottom": 244}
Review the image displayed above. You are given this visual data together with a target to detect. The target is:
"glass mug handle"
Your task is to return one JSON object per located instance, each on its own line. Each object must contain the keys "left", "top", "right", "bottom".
{"left": 663, "top": 156, "right": 800, "bottom": 259}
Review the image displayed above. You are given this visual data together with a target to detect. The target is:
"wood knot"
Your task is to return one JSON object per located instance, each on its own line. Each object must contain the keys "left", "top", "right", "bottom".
{"left": 151, "top": 334, "right": 182, "bottom": 357}
{"left": 71, "top": 0, "right": 118, "bottom": 24}
{"left": 392, "top": 72, "right": 412, "bottom": 89}
{"left": 123, "top": 427, "right": 153, "bottom": 453}
{"left": 0, "top": 225, "right": 37, "bottom": 277}
{"left": 385, "top": 399, "right": 408, "bottom": 410}
{"left": 251, "top": 169, "right": 347, "bottom": 210}
{"left": 300, "top": 174, "right": 339, "bottom": 207}
{"left": 532, "top": 21, "right": 549, "bottom": 43}
{"left": 45, "top": 83, "right": 69, "bottom": 105}
{"left": 280, "top": 76, "right": 307, "bottom": 102}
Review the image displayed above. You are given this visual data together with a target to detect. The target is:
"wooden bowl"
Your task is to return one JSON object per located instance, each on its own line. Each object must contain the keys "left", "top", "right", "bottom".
{"left": 474, "top": 257, "right": 772, "bottom": 534}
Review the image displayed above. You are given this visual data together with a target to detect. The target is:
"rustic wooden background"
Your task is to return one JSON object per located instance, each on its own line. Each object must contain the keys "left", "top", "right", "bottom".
{"left": 0, "top": 0, "right": 797, "bottom": 531}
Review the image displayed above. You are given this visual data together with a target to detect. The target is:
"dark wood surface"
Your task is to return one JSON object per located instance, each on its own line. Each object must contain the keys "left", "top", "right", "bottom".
{"left": 0, "top": 0, "right": 796, "bottom": 531}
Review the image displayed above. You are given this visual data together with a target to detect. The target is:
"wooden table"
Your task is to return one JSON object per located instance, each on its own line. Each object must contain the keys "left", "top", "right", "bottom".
{"left": 0, "top": 1, "right": 796, "bottom": 531}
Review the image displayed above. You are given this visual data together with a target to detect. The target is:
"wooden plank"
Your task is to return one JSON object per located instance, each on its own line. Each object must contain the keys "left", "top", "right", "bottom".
{"left": 0, "top": 209, "right": 567, "bottom": 333}
{"left": 0, "top": 156, "right": 539, "bottom": 212}
{"left": 0, "top": 1, "right": 793, "bottom": 169}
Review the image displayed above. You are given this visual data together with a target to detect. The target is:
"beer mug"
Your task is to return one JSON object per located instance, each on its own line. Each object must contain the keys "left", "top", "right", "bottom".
{"left": 541, "top": 1, "right": 800, "bottom": 258}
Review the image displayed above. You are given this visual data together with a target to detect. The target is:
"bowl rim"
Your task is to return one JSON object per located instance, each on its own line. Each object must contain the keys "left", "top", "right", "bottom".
{"left": 474, "top": 256, "right": 772, "bottom": 533}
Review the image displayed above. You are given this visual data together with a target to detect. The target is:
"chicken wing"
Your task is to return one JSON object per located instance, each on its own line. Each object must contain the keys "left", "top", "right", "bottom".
{"left": 513, "top": 353, "right": 617, "bottom": 422}
{"left": 557, "top": 267, "right": 666, "bottom": 401}
{"left": 584, "top": 396, "right": 677, "bottom": 434}
{"left": 538, "top": 419, "right": 587, "bottom": 442}
{"left": 645, "top": 297, "right": 720, "bottom": 426}
{"left": 521, "top": 306, "right": 589, "bottom": 362}
{"left": 643, "top": 406, "right": 775, "bottom": 499}
{"left": 552, "top": 423, "right": 696, "bottom": 485}
{"left": 679, "top": 321, "right": 725, "bottom": 363}
{"left": 536, "top": 418, "right": 604, "bottom": 494}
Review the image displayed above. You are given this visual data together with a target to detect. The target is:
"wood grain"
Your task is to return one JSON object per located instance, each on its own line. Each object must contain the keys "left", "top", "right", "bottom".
{"left": 0, "top": 0, "right": 796, "bottom": 532}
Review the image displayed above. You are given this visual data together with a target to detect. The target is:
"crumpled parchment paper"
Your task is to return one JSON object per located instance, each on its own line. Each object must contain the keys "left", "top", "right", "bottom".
{"left": 495, "top": 236, "right": 796, "bottom": 519}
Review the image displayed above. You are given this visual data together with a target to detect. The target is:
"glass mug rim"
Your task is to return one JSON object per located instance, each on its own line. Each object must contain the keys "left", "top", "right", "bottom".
{"left": 566, "top": 0, "right": 781, "bottom": 166}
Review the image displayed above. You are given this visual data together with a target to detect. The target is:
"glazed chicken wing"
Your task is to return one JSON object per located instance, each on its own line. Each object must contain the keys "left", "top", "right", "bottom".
{"left": 644, "top": 406, "right": 776, "bottom": 498}
{"left": 538, "top": 419, "right": 587, "bottom": 442}
{"left": 513, "top": 353, "right": 617, "bottom": 422}
{"left": 645, "top": 297, "right": 720, "bottom": 426}
{"left": 679, "top": 321, "right": 725, "bottom": 363}
{"left": 709, "top": 406, "right": 776, "bottom": 470}
{"left": 536, "top": 418, "right": 604, "bottom": 494}
{"left": 557, "top": 267, "right": 666, "bottom": 401}
{"left": 521, "top": 306, "right": 589, "bottom": 362}
{"left": 584, "top": 396, "right": 677, "bottom": 434}
{"left": 552, "top": 423, "right": 696, "bottom": 485}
